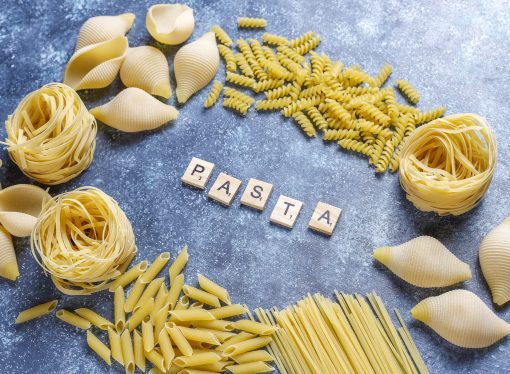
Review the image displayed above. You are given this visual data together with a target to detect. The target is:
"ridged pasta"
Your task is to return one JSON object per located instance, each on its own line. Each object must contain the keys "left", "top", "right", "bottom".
{"left": 373, "top": 64, "right": 393, "bottom": 87}
{"left": 225, "top": 72, "right": 256, "bottom": 88}
{"left": 234, "top": 53, "right": 254, "bottom": 77}
{"left": 307, "top": 107, "right": 329, "bottom": 130}
{"left": 146, "top": 4, "right": 194, "bottom": 45}
{"left": 224, "top": 87, "right": 254, "bottom": 106}
{"left": 355, "top": 102, "right": 391, "bottom": 126}
{"left": 276, "top": 45, "right": 305, "bottom": 64}
{"left": 211, "top": 25, "right": 233, "bottom": 46}
{"left": 281, "top": 96, "right": 321, "bottom": 117}
{"left": 323, "top": 129, "right": 360, "bottom": 140}
{"left": 414, "top": 106, "right": 446, "bottom": 124}
{"left": 255, "top": 97, "right": 292, "bottom": 111}
{"left": 0, "top": 225, "right": 18, "bottom": 281}
{"left": 218, "top": 44, "right": 237, "bottom": 72}
{"left": 237, "top": 17, "right": 267, "bottom": 28}
{"left": 338, "top": 139, "right": 372, "bottom": 156}
{"left": 261, "top": 33, "right": 289, "bottom": 46}
{"left": 289, "top": 31, "right": 314, "bottom": 48}
{"left": 252, "top": 79, "right": 285, "bottom": 93}
{"left": 292, "top": 111, "right": 316, "bottom": 137}
{"left": 223, "top": 97, "right": 251, "bottom": 116}
{"left": 396, "top": 79, "right": 420, "bottom": 104}
{"left": 293, "top": 36, "right": 321, "bottom": 55}
{"left": 204, "top": 81, "right": 223, "bottom": 108}
{"left": 75, "top": 13, "right": 135, "bottom": 51}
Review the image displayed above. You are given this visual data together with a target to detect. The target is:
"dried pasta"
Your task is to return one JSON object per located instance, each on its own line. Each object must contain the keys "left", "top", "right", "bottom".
{"left": 396, "top": 79, "right": 420, "bottom": 104}
{"left": 87, "top": 330, "right": 111, "bottom": 365}
{"left": 203, "top": 81, "right": 223, "bottom": 108}
{"left": 0, "top": 225, "right": 17, "bottom": 281}
{"left": 218, "top": 44, "right": 237, "bottom": 72}
{"left": 237, "top": 17, "right": 267, "bottom": 28}
{"left": 4, "top": 83, "right": 96, "bottom": 185}
{"left": 15, "top": 300, "right": 58, "bottom": 324}
{"left": 211, "top": 25, "right": 233, "bottom": 46}
{"left": 223, "top": 97, "right": 251, "bottom": 116}
{"left": 31, "top": 187, "right": 136, "bottom": 295}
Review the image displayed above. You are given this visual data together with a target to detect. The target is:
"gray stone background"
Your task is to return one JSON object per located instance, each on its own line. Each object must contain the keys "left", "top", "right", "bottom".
{"left": 0, "top": 0, "right": 509, "bottom": 372}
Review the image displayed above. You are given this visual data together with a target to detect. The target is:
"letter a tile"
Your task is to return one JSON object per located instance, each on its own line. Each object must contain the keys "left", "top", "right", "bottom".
{"left": 308, "top": 201, "right": 341, "bottom": 236}
{"left": 208, "top": 172, "right": 242, "bottom": 206}
{"left": 181, "top": 157, "right": 215, "bottom": 189}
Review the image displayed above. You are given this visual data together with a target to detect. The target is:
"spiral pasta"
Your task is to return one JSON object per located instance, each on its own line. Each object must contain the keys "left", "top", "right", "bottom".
{"left": 396, "top": 79, "right": 420, "bottom": 104}
{"left": 223, "top": 97, "right": 250, "bottom": 116}
{"left": 293, "top": 36, "right": 321, "bottom": 55}
{"left": 289, "top": 32, "right": 314, "bottom": 48}
{"left": 292, "top": 111, "right": 316, "bottom": 137}
{"left": 4, "top": 83, "right": 96, "bottom": 185}
{"left": 252, "top": 79, "right": 285, "bottom": 93}
{"left": 373, "top": 64, "right": 393, "bottom": 87}
{"left": 31, "top": 187, "right": 136, "bottom": 295}
{"left": 399, "top": 114, "right": 496, "bottom": 215}
{"left": 306, "top": 107, "right": 328, "bottom": 130}
{"left": 237, "top": 17, "right": 267, "bottom": 28}
{"left": 338, "top": 139, "right": 372, "bottom": 156}
{"left": 204, "top": 81, "right": 223, "bottom": 108}
{"left": 323, "top": 129, "right": 360, "bottom": 140}
{"left": 255, "top": 97, "right": 293, "bottom": 111}
{"left": 218, "top": 45, "right": 236, "bottom": 72}
{"left": 261, "top": 33, "right": 289, "bottom": 46}
{"left": 414, "top": 106, "right": 446, "bottom": 124}
{"left": 224, "top": 87, "right": 254, "bottom": 106}
{"left": 211, "top": 25, "right": 232, "bottom": 46}
{"left": 225, "top": 72, "right": 255, "bottom": 88}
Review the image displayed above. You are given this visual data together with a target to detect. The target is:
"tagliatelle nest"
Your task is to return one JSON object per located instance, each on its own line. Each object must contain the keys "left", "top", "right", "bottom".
{"left": 399, "top": 113, "right": 496, "bottom": 216}
{"left": 4, "top": 83, "right": 97, "bottom": 185}
{"left": 31, "top": 187, "right": 136, "bottom": 295}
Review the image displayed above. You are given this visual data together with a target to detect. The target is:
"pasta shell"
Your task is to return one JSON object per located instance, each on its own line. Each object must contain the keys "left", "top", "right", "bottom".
{"left": 63, "top": 35, "right": 128, "bottom": 91}
{"left": 373, "top": 236, "right": 471, "bottom": 287}
{"left": 0, "top": 184, "right": 51, "bottom": 237}
{"left": 174, "top": 32, "right": 219, "bottom": 103}
{"left": 411, "top": 290, "right": 510, "bottom": 348}
{"left": 120, "top": 46, "right": 171, "bottom": 99}
{"left": 90, "top": 88, "right": 179, "bottom": 132}
{"left": 0, "top": 225, "right": 18, "bottom": 281}
{"left": 479, "top": 216, "right": 510, "bottom": 305}
{"left": 75, "top": 13, "right": 135, "bottom": 51}
{"left": 146, "top": 4, "right": 194, "bottom": 45}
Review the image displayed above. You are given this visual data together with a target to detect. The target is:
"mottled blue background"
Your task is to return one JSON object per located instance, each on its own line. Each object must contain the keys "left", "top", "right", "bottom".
{"left": 1, "top": 0, "right": 509, "bottom": 373}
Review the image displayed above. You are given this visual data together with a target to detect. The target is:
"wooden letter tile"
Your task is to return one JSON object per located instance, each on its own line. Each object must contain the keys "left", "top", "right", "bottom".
{"left": 181, "top": 157, "right": 215, "bottom": 189}
{"left": 270, "top": 195, "right": 303, "bottom": 229}
{"left": 208, "top": 172, "right": 242, "bottom": 206}
{"left": 240, "top": 178, "right": 273, "bottom": 211}
{"left": 308, "top": 201, "right": 342, "bottom": 236}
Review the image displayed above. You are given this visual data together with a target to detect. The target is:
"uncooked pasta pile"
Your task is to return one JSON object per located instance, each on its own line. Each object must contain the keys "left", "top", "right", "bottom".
{"left": 207, "top": 25, "right": 446, "bottom": 173}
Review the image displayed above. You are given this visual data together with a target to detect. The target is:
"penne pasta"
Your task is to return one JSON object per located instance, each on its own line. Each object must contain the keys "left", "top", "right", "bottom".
{"left": 166, "top": 273, "right": 184, "bottom": 310}
{"left": 126, "top": 297, "right": 154, "bottom": 331}
{"left": 230, "top": 319, "right": 277, "bottom": 336}
{"left": 108, "top": 326, "right": 124, "bottom": 365}
{"left": 165, "top": 322, "right": 194, "bottom": 356}
{"left": 121, "top": 330, "right": 135, "bottom": 374}
{"left": 196, "top": 328, "right": 235, "bottom": 342}
{"left": 158, "top": 328, "right": 175, "bottom": 370}
{"left": 15, "top": 300, "right": 58, "bottom": 324}
{"left": 141, "top": 252, "right": 170, "bottom": 284}
{"left": 142, "top": 316, "right": 155, "bottom": 352}
{"left": 222, "top": 337, "right": 273, "bottom": 357}
{"left": 173, "top": 352, "right": 222, "bottom": 368}
{"left": 56, "top": 309, "right": 91, "bottom": 329}
{"left": 169, "top": 246, "right": 189, "bottom": 284}
{"left": 133, "top": 330, "right": 146, "bottom": 372}
{"left": 232, "top": 350, "right": 274, "bottom": 364}
{"left": 114, "top": 286, "right": 126, "bottom": 331}
{"left": 198, "top": 274, "right": 231, "bottom": 305}
{"left": 87, "top": 330, "right": 111, "bottom": 365}
{"left": 153, "top": 302, "right": 170, "bottom": 344}
{"left": 183, "top": 285, "right": 221, "bottom": 308}
{"left": 188, "top": 340, "right": 214, "bottom": 349}
{"left": 152, "top": 283, "right": 169, "bottom": 320}
{"left": 145, "top": 349, "right": 166, "bottom": 372}
{"left": 75, "top": 308, "right": 113, "bottom": 330}
{"left": 169, "top": 308, "right": 215, "bottom": 322}
{"left": 134, "top": 277, "right": 164, "bottom": 312}
{"left": 193, "top": 360, "right": 233, "bottom": 371}
{"left": 226, "top": 361, "right": 273, "bottom": 373}
{"left": 192, "top": 319, "right": 234, "bottom": 331}
{"left": 178, "top": 326, "right": 221, "bottom": 346}
{"left": 217, "top": 332, "right": 255, "bottom": 352}
{"left": 178, "top": 370, "right": 217, "bottom": 374}
{"left": 108, "top": 260, "right": 149, "bottom": 291}
{"left": 209, "top": 304, "right": 248, "bottom": 319}
{"left": 124, "top": 276, "right": 146, "bottom": 313}
{"left": 190, "top": 302, "right": 204, "bottom": 309}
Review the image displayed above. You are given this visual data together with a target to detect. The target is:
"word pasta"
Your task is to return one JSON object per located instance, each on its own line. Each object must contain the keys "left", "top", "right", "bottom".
{"left": 181, "top": 157, "right": 341, "bottom": 235}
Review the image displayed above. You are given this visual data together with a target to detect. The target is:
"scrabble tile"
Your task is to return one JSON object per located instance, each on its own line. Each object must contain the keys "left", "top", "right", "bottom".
{"left": 181, "top": 157, "right": 215, "bottom": 189}
{"left": 308, "top": 201, "right": 342, "bottom": 235}
{"left": 240, "top": 178, "right": 273, "bottom": 211}
{"left": 208, "top": 172, "right": 242, "bottom": 206}
{"left": 270, "top": 195, "right": 303, "bottom": 229}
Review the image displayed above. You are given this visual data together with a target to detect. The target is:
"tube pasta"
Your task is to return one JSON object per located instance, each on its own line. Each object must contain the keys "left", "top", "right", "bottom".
{"left": 222, "top": 337, "right": 272, "bottom": 357}
{"left": 152, "top": 283, "right": 169, "bottom": 320}
{"left": 167, "top": 273, "right": 185, "bottom": 309}
{"left": 15, "top": 300, "right": 58, "bottom": 324}
{"left": 87, "top": 330, "right": 111, "bottom": 366}
{"left": 173, "top": 352, "right": 222, "bottom": 368}
{"left": 141, "top": 252, "right": 171, "bottom": 284}
{"left": 135, "top": 277, "right": 165, "bottom": 312}
{"left": 133, "top": 330, "right": 146, "bottom": 372}
{"left": 169, "top": 246, "right": 189, "bottom": 284}
{"left": 121, "top": 330, "right": 135, "bottom": 374}
{"left": 114, "top": 286, "right": 126, "bottom": 331}
{"left": 232, "top": 350, "right": 274, "bottom": 364}
{"left": 192, "top": 319, "right": 234, "bottom": 332}
{"left": 231, "top": 320, "right": 277, "bottom": 336}
{"left": 159, "top": 328, "right": 175, "bottom": 370}
{"left": 209, "top": 304, "right": 248, "bottom": 319}
{"left": 108, "top": 326, "right": 124, "bottom": 365}
{"left": 169, "top": 308, "right": 215, "bottom": 322}
{"left": 56, "top": 309, "right": 91, "bottom": 329}
{"left": 125, "top": 277, "right": 147, "bottom": 313}
{"left": 142, "top": 316, "right": 155, "bottom": 352}
{"left": 127, "top": 297, "right": 154, "bottom": 332}
{"left": 108, "top": 260, "right": 149, "bottom": 291}
{"left": 75, "top": 13, "right": 135, "bottom": 51}
{"left": 166, "top": 322, "right": 194, "bottom": 356}
{"left": 197, "top": 328, "right": 235, "bottom": 343}
{"left": 0, "top": 226, "right": 18, "bottom": 281}
{"left": 154, "top": 303, "right": 171, "bottom": 344}
{"left": 75, "top": 308, "right": 113, "bottom": 330}
{"left": 183, "top": 285, "right": 221, "bottom": 307}
{"left": 178, "top": 326, "right": 221, "bottom": 345}
{"left": 227, "top": 361, "right": 273, "bottom": 373}
{"left": 145, "top": 349, "right": 166, "bottom": 372}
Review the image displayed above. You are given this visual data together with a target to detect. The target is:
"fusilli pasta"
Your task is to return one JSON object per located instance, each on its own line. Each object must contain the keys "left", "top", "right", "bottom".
{"left": 237, "top": 17, "right": 267, "bottom": 28}
{"left": 204, "top": 81, "right": 223, "bottom": 108}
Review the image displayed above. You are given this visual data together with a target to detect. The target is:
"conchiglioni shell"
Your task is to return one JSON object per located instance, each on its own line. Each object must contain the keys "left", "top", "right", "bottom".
{"left": 374, "top": 236, "right": 471, "bottom": 287}
{"left": 0, "top": 225, "right": 19, "bottom": 281}
{"left": 90, "top": 87, "right": 179, "bottom": 132}
{"left": 63, "top": 35, "right": 128, "bottom": 91}
{"left": 174, "top": 32, "right": 219, "bottom": 103}
{"left": 120, "top": 46, "right": 171, "bottom": 98}
{"left": 75, "top": 13, "right": 135, "bottom": 51}
{"left": 411, "top": 289, "right": 510, "bottom": 348}
{"left": 479, "top": 216, "right": 510, "bottom": 305}
{"left": 146, "top": 4, "right": 194, "bottom": 45}
{"left": 0, "top": 184, "right": 52, "bottom": 237}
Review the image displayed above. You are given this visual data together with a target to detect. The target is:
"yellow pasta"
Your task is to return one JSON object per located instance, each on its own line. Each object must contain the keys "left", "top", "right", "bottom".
{"left": 56, "top": 309, "right": 91, "bottom": 330}
{"left": 87, "top": 330, "right": 111, "bottom": 366}
{"left": 227, "top": 361, "right": 273, "bottom": 373}
{"left": 152, "top": 283, "right": 169, "bottom": 320}
{"left": 114, "top": 286, "right": 126, "bottom": 331}
{"left": 289, "top": 31, "right": 314, "bottom": 48}
{"left": 178, "top": 326, "right": 221, "bottom": 345}
{"left": 174, "top": 352, "right": 222, "bottom": 368}
{"left": 232, "top": 350, "right": 274, "bottom": 364}
{"left": 211, "top": 25, "right": 233, "bottom": 46}
{"left": 183, "top": 285, "right": 221, "bottom": 307}
{"left": 108, "top": 260, "right": 149, "bottom": 291}
{"left": 145, "top": 349, "right": 166, "bottom": 372}
{"left": 235, "top": 53, "right": 255, "bottom": 77}
{"left": 142, "top": 316, "right": 155, "bottom": 352}
{"left": 210, "top": 304, "right": 248, "bottom": 319}
{"left": 16, "top": 300, "right": 58, "bottom": 324}
{"left": 124, "top": 277, "right": 146, "bottom": 313}
{"left": 134, "top": 277, "right": 165, "bottom": 312}
{"left": 373, "top": 64, "right": 393, "bottom": 87}
{"left": 75, "top": 308, "right": 113, "bottom": 330}
{"left": 262, "top": 33, "right": 289, "bottom": 46}
{"left": 223, "top": 97, "right": 251, "bottom": 116}
{"left": 0, "top": 226, "right": 18, "bottom": 281}
{"left": 169, "top": 246, "right": 189, "bottom": 284}
{"left": 238, "top": 17, "right": 267, "bottom": 28}
{"left": 169, "top": 308, "right": 215, "bottom": 322}
{"left": 222, "top": 337, "right": 272, "bottom": 357}
{"left": 223, "top": 87, "right": 255, "bottom": 106}
{"left": 141, "top": 252, "right": 170, "bottom": 284}
{"left": 158, "top": 328, "right": 175, "bottom": 370}
{"left": 414, "top": 106, "right": 446, "bottom": 124}
{"left": 133, "top": 330, "right": 146, "bottom": 372}
{"left": 292, "top": 111, "right": 316, "bottom": 137}
{"left": 192, "top": 319, "right": 234, "bottom": 332}
{"left": 154, "top": 302, "right": 171, "bottom": 344}
{"left": 108, "top": 326, "right": 124, "bottom": 365}
{"left": 218, "top": 45, "right": 236, "bottom": 72}
{"left": 121, "top": 330, "right": 135, "bottom": 374}
{"left": 293, "top": 36, "right": 320, "bottom": 55}
{"left": 225, "top": 72, "right": 256, "bottom": 88}
{"left": 231, "top": 320, "right": 277, "bottom": 336}
{"left": 167, "top": 273, "right": 185, "bottom": 309}
{"left": 255, "top": 97, "right": 293, "bottom": 111}
{"left": 166, "top": 322, "right": 194, "bottom": 356}
{"left": 396, "top": 79, "right": 420, "bottom": 104}
{"left": 204, "top": 81, "right": 223, "bottom": 108}
{"left": 127, "top": 297, "right": 154, "bottom": 332}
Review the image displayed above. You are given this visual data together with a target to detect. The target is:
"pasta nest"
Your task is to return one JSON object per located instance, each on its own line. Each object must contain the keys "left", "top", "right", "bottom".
{"left": 399, "top": 113, "right": 497, "bottom": 216}
{"left": 31, "top": 187, "right": 136, "bottom": 295}
{"left": 4, "top": 83, "right": 97, "bottom": 185}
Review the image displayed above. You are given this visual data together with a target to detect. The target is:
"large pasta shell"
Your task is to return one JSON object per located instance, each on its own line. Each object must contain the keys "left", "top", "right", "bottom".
{"left": 479, "top": 216, "right": 510, "bottom": 305}
{"left": 146, "top": 4, "right": 194, "bottom": 45}
{"left": 373, "top": 236, "right": 471, "bottom": 287}
{"left": 120, "top": 46, "right": 171, "bottom": 98}
{"left": 174, "top": 32, "right": 219, "bottom": 103}
{"left": 411, "top": 290, "right": 510, "bottom": 348}
{"left": 0, "top": 225, "right": 18, "bottom": 281}
{"left": 89, "top": 87, "right": 179, "bottom": 132}
{"left": 63, "top": 35, "right": 128, "bottom": 91}
{"left": 0, "top": 184, "right": 51, "bottom": 237}
{"left": 75, "top": 13, "right": 135, "bottom": 51}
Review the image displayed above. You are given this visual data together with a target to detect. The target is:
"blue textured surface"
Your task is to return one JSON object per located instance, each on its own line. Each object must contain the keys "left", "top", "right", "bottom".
{"left": 1, "top": 0, "right": 510, "bottom": 373}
